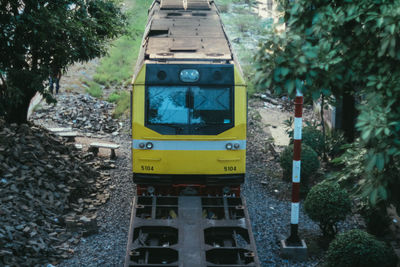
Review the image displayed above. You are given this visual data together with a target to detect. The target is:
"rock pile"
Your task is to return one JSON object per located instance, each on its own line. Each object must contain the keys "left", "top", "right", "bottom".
{"left": 0, "top": 121, "right": 111, "bottom": 266}
{"left": 33, "top": 94, "right": 119, "bottom": 133}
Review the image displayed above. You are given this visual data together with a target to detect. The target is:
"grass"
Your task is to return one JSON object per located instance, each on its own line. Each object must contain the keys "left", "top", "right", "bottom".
{"left": 107, "top": 92, "right": 121, "bottom": 103}
{"left": 113, "top": 91, "right": 130, "bottom": 118}
{"left": 88, "top": 0, "right": 152, "bottom": 117}
{"left": 83, "top": 79, "right": 103, "bottom": 98}
{"left": 93, "top": 1, "right": 152, "bottom": 88}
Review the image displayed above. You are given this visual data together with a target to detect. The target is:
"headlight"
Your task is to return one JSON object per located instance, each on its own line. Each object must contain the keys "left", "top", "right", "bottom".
{"left": 180, "top": 69, "right": 199, "bottom": 82}
{"left": 226, "top": 143, "right": 233, "bottom": 150}
{"left": 146, "top": 142, "right": 154, "bottom": 149}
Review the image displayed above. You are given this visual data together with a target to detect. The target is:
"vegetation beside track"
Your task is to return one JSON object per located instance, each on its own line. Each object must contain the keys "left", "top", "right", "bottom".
{"left": 216, "top": 0, "right": 273, "bottom": 96}
{"left": 94, "top": 1, "right": 152, "bottom": 88}
{"left": 87, "top": 0, "right": 152, "bottom": 118}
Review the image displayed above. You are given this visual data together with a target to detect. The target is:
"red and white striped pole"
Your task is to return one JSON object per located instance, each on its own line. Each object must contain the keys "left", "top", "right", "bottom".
{"left": 286, "top": 89, "right": 303, "bottom": 245}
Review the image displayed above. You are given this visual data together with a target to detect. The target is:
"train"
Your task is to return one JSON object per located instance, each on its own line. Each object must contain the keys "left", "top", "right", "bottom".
{"left": 125, "top": 0, "right": 260, "bottom": 266}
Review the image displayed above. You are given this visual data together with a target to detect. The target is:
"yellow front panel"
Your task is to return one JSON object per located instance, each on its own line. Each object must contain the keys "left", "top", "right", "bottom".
{"left": 131, "top": 64, "right": 247, "bottom": 176}
{"left": 133, "top": 149, "right": 245, "bottom": 174}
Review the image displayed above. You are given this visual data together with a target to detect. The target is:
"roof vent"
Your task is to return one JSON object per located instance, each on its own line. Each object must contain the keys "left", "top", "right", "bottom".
{"left": 187, "top": 0, "right": 211, "bottom": 10}
{"left": 160, "top": 0, "right": 184, "bottom": 10}
{"left": 167, "top": 12, "right": 183, "bottom": 16}
{"left": 192, "top": 13, "right": 207, "bottom": 16}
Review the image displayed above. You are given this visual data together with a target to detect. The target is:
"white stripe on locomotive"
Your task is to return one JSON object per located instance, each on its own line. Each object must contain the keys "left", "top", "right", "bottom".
{"left": 132, "top": 140, "right": 246, "bottom": 151}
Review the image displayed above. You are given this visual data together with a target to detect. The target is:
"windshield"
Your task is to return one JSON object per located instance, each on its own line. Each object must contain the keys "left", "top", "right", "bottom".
{"left": 146, "top": 86, "right": 233, "bottom": 135}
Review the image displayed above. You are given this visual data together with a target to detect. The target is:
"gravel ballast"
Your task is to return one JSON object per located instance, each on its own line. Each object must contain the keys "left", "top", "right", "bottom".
{"left": 57, "top": 122, "right": 134, "bottom": 267}
{"left": 29, "top": 95, "right": 361, "bottom": 267}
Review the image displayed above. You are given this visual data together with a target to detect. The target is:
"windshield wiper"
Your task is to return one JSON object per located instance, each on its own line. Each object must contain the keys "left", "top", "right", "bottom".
{"left": 194, "top": 123, "right": 221, "bottom": 130}
{"left": 155, "top": 123, "right": 184, "bottom": 133}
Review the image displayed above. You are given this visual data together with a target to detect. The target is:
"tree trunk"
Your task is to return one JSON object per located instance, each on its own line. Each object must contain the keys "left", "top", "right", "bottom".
{"left": 341, "top": 90, "right": 356, "bottom": 142}
{"left": 5, "top": 90, "right": 35, "bottom": 124}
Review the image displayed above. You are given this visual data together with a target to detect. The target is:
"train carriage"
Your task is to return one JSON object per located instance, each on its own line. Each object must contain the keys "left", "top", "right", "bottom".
{"left": 131, "top": 0, "right": 247, "bottom": 196}
{"left": 125, "top": 1, "right": 260, "bottom": 266}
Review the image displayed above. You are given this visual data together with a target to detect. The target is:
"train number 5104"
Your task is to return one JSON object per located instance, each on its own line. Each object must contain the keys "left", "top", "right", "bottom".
{"left": 224, "top": 166, "right": 237, "bottom": 171}
{"left": 141, "top": 165, "right": 154, "bottom": 171}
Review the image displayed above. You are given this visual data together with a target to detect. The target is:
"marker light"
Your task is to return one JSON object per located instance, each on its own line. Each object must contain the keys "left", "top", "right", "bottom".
{"left": 146, "top": 142, "right": 154, "bottom": 149}
{"left": 233, "top": 143, "right": 240, "bottom": 149}
{"left": 226, "top": 143, "right": 233, "bottom": 150}
{"left": 157, "top": 70, "right": 167, "bottom": 80}
{"left": 180, "top": 69, "right": 199, "bottom": 82}
{"left": 139, "top": 143, "right": 145, "bottom": 149}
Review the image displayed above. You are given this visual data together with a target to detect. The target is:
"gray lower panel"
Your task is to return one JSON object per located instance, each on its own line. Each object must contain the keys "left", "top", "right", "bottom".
{"left": 125, "top": 196, "right": 260, "bottom": 267}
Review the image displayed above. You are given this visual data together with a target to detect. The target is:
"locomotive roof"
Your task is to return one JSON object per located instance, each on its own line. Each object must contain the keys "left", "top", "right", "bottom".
{"left": 142, "top": 0, "right": 233, "bottom": 63}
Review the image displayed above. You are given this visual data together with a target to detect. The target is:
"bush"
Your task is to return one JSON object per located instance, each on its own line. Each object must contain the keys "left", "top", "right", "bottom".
{"left": 280, "top": 144, "right": 320, "bottom": 185}
{"left": 325, "top": 130, "right": 346, "bottom": 158}
{"left": 302, "top": 126, "right": 324, "bottom": 156}
{"left": 304, "top": 181, "right": 351, "bottom": 237}
{"left": 326, "top": 229, "right": 397, "bottom": 267}
{"left": 360, "top": 202, "right": 391, "bottom": 237}
{"left": 283, "top": 120, "right": 325, "bottom": 157}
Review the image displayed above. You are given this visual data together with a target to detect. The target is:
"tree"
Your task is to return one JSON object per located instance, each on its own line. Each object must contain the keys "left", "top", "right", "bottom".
{"left": 254, "top": 1, "right": 400, "bottom": 206}
{"left": 0, "top": 0, "right": 125, "bottom": 123}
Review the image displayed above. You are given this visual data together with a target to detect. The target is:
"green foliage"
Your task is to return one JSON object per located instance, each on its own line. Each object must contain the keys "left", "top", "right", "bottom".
{"left": 360, "top": 202, "right": 391, "bottom": 237}
{"left": 217, "top": 0, "right": 272, "bottom": 98}
{"left": 302, "top": 126, "right": 324, "bottom": 156}
{"left": 304, "top": 181, "right": 351, "bottom": 237}
{"left": 0, "top": 0, "right": 125, "bottom": 123}
{"left": 113, "top": 90, "right": 130, "bottom": 118}
{"left": 84, "top": 80, "right": 103, "bottom": 98}
{"left": 280, "top": 144, "right": 319, "bottom": 185}
{"left": 235, "top": 14, "right": 262, "bottom": 33}
{"left": 216, "top": 2, "right": 229, "bottom": 13}
{"left": 325, "top": 130, "right": 346, "bottom": 158}
{"left": 283, "top": 119, "right": 324, "bottom": 156}
{"left": 107, "top": 92, "right": 121, "bottom": 103}
{"left": 326, "top": 229, "right": 397, "bottom": 267}
{"left": 246, "top": 80, "right": 257, "bottom": 97}
{"left": 255, "top": 0, "right": 400, "bottom": 208}
{"left": 94, "top": 0, "right": 151, "bottom": 87}
{"left": 331, "top": 140, "right": 400, "bottom": 206}
{"left": 356, "top": 93, "right": 400, "bottom": 172}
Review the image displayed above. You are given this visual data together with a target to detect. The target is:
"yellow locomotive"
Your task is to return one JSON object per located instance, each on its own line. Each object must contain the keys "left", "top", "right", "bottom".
{"left": 131, "top": 0, "right": 246, "bottom": 195}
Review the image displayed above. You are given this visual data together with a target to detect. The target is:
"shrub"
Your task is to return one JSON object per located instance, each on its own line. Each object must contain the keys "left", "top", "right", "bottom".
{"left": 280, "top": 144, "right": 320, "bottom": 185}
{"left": 304, "top": 181, "right": 351, "bottom": 237}
{"left": 325, "top": 130, "right": 346, "bottom": 158}
{"left": 326, "top": 229, "right": 397, "bottom": 267}
{"left": 360, "top": 202, "right": 391, "bottom": 236}
{"left": 302, "top": 126, "right": 324, "bottom": 156}
{"left": 283, "top": 120, "right": 325, "bottom": 157}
